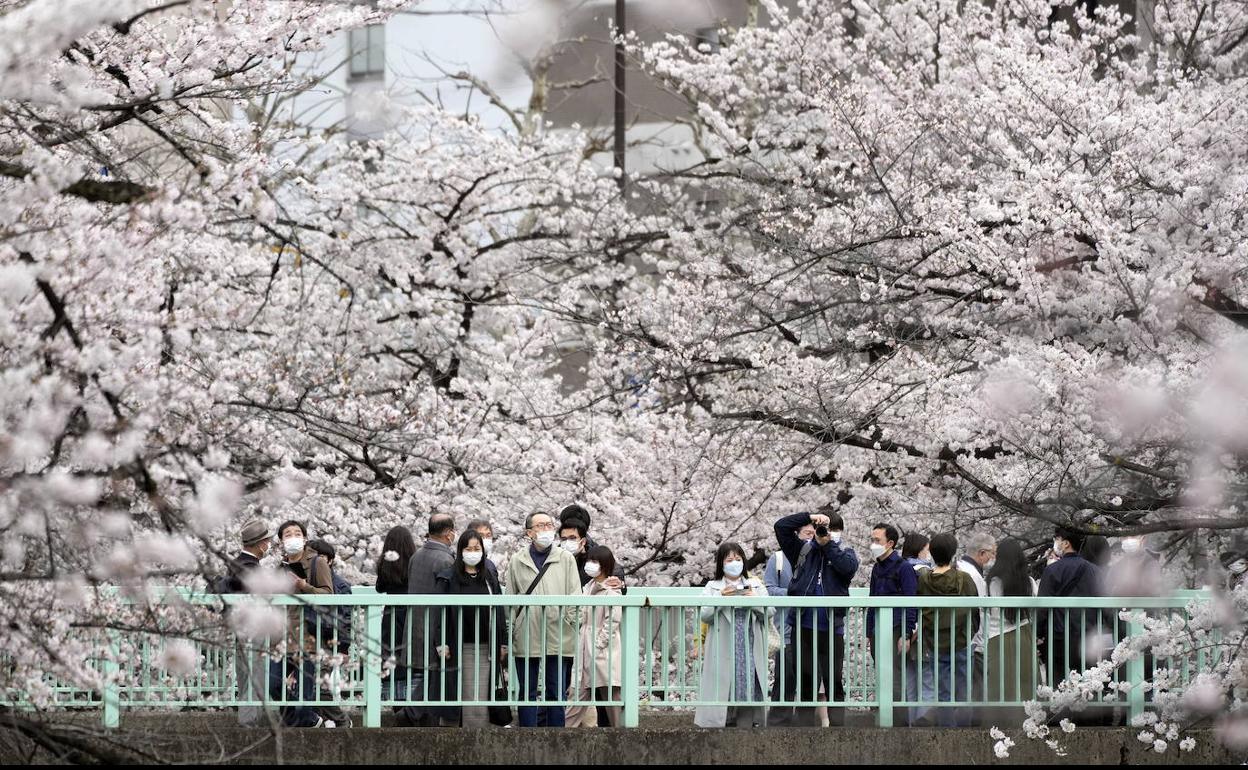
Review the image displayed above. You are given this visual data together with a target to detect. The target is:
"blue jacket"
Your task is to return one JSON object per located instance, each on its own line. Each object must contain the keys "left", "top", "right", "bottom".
{"left": 866, "top": 550, "right": 918, "bottom": 638}
{"left": 775, "top": 512, "right": 859, "bottom": 634}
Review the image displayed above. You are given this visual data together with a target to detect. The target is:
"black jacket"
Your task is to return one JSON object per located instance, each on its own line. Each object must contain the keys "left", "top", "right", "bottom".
{"left": 219, "top": 551, "right": 262, "bottom": 593}
{"left": 1038, "top": 553, "right": 1106, "bottom": 639}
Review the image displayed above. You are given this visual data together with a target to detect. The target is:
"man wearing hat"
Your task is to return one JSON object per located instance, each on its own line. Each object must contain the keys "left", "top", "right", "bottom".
{"left": 225, "top": 518, "right": 273, "bottom": 727}
{"left": 222, "top": 519, "right": 272, "bottom": 593}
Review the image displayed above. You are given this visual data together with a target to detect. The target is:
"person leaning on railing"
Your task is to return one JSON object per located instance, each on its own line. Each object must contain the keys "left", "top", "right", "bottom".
{"left": 431, "top": 529, "right": 508, "bottom": 728}
{"left": 694, "top": 543, "right": 773, "bottom": 728}
{"left": 505, "top": 510, "right": 583, "bottom": 728}
{"left": 272, "top": 519, "right": 334, "bottom": 728}
{"left": 912, "top": 532, "right": 978, "bottom": 727}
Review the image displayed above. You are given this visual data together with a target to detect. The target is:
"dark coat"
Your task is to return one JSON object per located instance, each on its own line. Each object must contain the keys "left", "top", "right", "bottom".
{"left": 775, "top": 512, "right": 859, "bottom": 633}
{"left": 404, "top": 539, "right": 455, "bottom": 671}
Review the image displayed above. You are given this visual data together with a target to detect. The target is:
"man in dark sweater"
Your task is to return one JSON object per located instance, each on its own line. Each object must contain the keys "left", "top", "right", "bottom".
{"left": 1038, "top": 525, "right": 1109, "bottom": 724}
{"left": 866, "top": 522, "right": 918, "bottom": 725}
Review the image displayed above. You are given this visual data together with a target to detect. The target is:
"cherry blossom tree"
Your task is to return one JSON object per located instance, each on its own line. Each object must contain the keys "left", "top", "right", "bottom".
{"left": 593, "top": 0, "right": 1248, "bottom": 752}
{"left": 1, "top": 0, "right": 1246, "bottom": 756}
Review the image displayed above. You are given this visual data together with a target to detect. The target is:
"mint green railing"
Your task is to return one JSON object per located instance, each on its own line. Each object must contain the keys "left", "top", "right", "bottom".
{"left": 1, "top": 590, "right": 1216, "bottom": 730}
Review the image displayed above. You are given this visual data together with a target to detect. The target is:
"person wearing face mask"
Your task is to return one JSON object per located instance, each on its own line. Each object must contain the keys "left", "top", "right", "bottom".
{"left": 1037, "top": 525, "right": 1109, "bottom": 726}
{"left": 399, "top": 513, "right": 457, "bottom": 727}
{"left": 271, "top": 519, "right": 333, "bottom": 728}
{"left": 897, "top": 532, "right": 932, "bottom": 721}
{"left": 695, "top": 542, "right": 773, "bottom": 728}
{"left": 1221, "top": 551, "right": 1248, "bottom": 591}
{"left": 466, "top": 518, "right": 500, "bottom": 581}
{"left": 901, "top": 533, "right": 933, "bottom": 574}
{"left": 505, "top": 511, "right": 583, "bottom": 727}
{"left": 955, "top": 531, "right": 996, "bottom": 726}
{"left": 1106, "top": 534, "right": 1163, "bottom": 598}
{"left": 566, "top": 546, "right": 624, "bottom": 727}
{"left": 774, "top": 507, "right": 859, "bottom": 727}
{"left": 431, "top": 530, "right": 508, "bottom": 727}
{"left": 866, "top": 522, "right": 918, "bottom": 726}
{"left": 558, "top": 504, "right": 627, "bottom": 593}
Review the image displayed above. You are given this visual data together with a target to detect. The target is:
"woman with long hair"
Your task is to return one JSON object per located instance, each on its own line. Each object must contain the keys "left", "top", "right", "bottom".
{"left": 432, "top": 529, "right": 507, "bottom": 727}
{"left": 694, "top": 542, "right": 772, "bottom": 728}
{"left": 984, "top": 537, "right": 1038, "bottom": 722}
{"left": 376, "top": 525, "right": 417, "bottom": 701}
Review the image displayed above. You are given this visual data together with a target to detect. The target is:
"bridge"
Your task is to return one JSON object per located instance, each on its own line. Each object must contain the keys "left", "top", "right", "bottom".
{"left": 0, "top": 588, "right": 1236, "bottom": 764}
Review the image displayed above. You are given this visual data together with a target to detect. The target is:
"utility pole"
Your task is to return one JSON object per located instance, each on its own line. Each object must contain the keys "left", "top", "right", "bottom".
{"left": 613, "top": 0, "right": 626, "bottom": 193}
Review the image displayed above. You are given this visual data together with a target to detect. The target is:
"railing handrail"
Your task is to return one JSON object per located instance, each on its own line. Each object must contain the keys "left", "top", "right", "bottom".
{"left": 192, "top": 591, "right": 1207, "bottom": 609}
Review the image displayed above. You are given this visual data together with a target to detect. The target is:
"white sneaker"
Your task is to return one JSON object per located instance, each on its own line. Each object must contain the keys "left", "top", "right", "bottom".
{"left": 323, "top": 720, "right": 336, "bottom": 728}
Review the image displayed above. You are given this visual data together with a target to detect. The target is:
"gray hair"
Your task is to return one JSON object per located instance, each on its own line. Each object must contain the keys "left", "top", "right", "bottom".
{"left": 965, "top": 531, "right": 996, "bottom": 555}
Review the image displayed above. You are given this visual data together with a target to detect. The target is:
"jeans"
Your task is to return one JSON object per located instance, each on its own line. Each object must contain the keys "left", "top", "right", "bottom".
{"left": 268, "top": 657, "right": 320, "bottom": 727}
{"left": 917, "top": 646, "right": 972, "bottom": 727}
{"left": 514, "top": 655, "right": 574, "bottom": 727}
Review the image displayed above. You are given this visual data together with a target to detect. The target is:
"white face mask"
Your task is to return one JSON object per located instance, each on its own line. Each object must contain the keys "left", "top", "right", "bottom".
{"left": 534, "top": 530, "right": 555, "bottom": 549}
{"left": 561, "top": 538, "right": 581, "bottom": 555}
{"left": 1121, "top": 538, "right": 1141, "bottom": 554}
{"left": 1053, "top": 538, "right": 1064, "bottom": 555}
{"left": 282, "top": 537, "right": 305, "bottom": 556}
{"left": 723, "top": 560, "right": 744, "bottom": 578}
{"left": 984, "top": 559, "right": 996, "bottom": 571}
{"left": 584, "top": 561, "right": 601, "bottom": 578}
{"left": 829, "top": 531, "right": 842, "bottom": 544}
{"left": 1230, "top": 560, "right": 1248, "bottom": 576}
{"left": 462, "top": 550, "right": 484, "bottom": 567}
{"left": 482, "top": 538, "right": 494, "bottom": 555}
{"left": 869, "top": 543, "right": 887, "bottom": 559}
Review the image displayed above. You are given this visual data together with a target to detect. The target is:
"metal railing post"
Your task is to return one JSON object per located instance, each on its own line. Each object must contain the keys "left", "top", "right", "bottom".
{"left": 875, "top": 607, "right": 894, "bottom": 728}
{"left": 1127, "top": 612, "right": 1145, "bottom": 724}
{"left": 102, "top": 632, "right": 120, "bottom": 729}
{"left": 364, "top": 602, "right": 383, "bottom": 728}
{"left": 622, "top": 602, "right": 641, "bottom": 728}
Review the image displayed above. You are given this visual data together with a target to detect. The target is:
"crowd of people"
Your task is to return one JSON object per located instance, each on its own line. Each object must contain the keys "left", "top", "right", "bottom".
{"left": 220, "top": 505, "right": 1241, "bottom": 730}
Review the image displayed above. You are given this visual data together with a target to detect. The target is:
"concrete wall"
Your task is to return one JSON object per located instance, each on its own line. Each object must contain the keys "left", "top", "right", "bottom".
{"left": 1, "top": 716, "right": 1239, "bottom": 765}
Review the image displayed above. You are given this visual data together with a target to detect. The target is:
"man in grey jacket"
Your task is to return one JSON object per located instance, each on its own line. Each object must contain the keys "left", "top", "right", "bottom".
{"left": 399, "top": 513, "right": 456, "bottom": 727}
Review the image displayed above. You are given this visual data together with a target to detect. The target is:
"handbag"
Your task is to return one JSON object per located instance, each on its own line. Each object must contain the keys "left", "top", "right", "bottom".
{"left": 488, "top": 671, "right": 513, "bottom": 727}
{"left": 485, "top": 578, "right": 514, "bottom": 727}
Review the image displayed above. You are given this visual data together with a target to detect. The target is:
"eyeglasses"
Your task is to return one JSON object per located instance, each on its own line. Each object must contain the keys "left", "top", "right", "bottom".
{"left": 529, "top": 521, "right": 555, "bottom": 531}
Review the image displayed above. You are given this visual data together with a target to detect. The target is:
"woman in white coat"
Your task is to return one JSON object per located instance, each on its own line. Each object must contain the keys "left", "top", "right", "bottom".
{"left": 695, "top": 542, "right": 773, "bottom": 728}
{"left": 569, "top": 546, "right": 624, "bottom": 727}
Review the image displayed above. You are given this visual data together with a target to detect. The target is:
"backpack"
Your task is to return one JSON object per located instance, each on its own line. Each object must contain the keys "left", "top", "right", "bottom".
{"left": 301, "top": 557, "right": 353, "bottom": 652}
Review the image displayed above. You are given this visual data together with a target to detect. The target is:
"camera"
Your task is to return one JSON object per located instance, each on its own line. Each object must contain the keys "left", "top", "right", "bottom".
{"left": 815, "top": 525, "right": 829, "bottom": 538}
